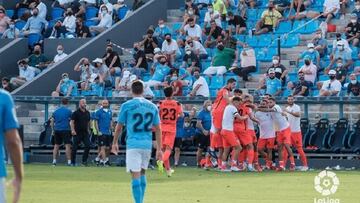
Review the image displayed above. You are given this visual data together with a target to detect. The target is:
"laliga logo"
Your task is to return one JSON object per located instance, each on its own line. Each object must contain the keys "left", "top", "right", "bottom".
{"left": 314, "top": 170, "right": 340, "bottom": 203}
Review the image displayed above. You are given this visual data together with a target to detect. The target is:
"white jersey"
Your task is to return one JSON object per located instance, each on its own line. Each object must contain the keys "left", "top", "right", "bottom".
{"left": 246, "top": 108, "right": 255, "bottom": 130}
{"left": 271, "top": 105, "right": 289, "bottom": 131}
{"left": 255, "top": 111, "right": 275, "bottom": 139}
{"left": 285, "top": 104, "right": 301, "bottom": 133}
{"left": 222, "top": 105, "right": 239, "bottom": 131}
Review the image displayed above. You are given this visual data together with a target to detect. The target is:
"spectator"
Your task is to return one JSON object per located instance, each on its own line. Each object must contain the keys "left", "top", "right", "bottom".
{"left": 139, "top": 29, "right": 159, "bottom": 59}
{"left": 345, "top": 14, "right": 360, "bottom": 47}
{"left": 325, "top": 57, "right": 347, "bottom": 85}
{"left": 254, "top": 1, "right": 283, "bottom": 35}
{"left": 0, "top": 8, "right": 10, "bottom": 35}
{"left": 169, "top": 71, "right": 183, "bottom": 96}
{"left": 10, "top": 60, "right": 36, "bottom": 88}
{"left": 204, "top": 20, "right": 223, "bottom": 48}
{"left": 52, "top": 45, "right": 68, "bottom": 64}
{"left": 28, "top": 44, "right": 51, "bottom": 72}
{"left": 195, "top": 100, "right": 212, "bottom": 168}
{"left": 194, "top": 0, "right": 211, "bottom": 9}
{"left": 181, "top": 17, "right": 202, "bottom": 41}
{"left": 204, "top": 3, "right": 222, "bottom": 28}
{"left": 21, "top": 7, "right": 48, "bottom": 36}
{"left": 182, "top": 45, "right": 200, "bottom": 72}
{"left": 74, "top": 57, "right": 96, "bottom": 90}
{"left": 297, "top": 43, "right": 320, "bottom": 67}
{"left": 89, "top": 5, "right": 112, "bottom": 35}
{"left": 258, "top": 69, "right": 282, "bottom": 96}
{"left": 231, "top": 43, "right": 256, "bottom": 81}
{"left": 93, "top": 58, "right": 112, "bottom": 88}
{"left": 287, "top": 71, "right": 312, "bottom": 97}
{"left": 319, "top": 70, "right": 342, "bottom": 96}
{"left": 288, "top": 0, "right": 319, "bottom": 20}
{"left": 273, "top": 0, "right": 291, "bottom": 13}
{"left": 222, "top": 30, "right": 237, "bottom": 50}
{"left": 52, "top": 0, "right": 75, "bottom": 9}
{"left": 226, "top": 11, "right": 246, "bottom": 34}
{"left": 51, "top": 73, "right": 78, "bottom": 97}
{"left": 76, "top": 0, "right": 96, "bottom": 18}
{"left": 176, "top": 66, "right": 193, "bottom": 87}
{"left": 352, "top": 1, "right": 360, "bottom": 20}
{"left": 84, "top": 73, "right": 104, "bottom": 96}
{"left": 189, "top": 68, "right": 210, "bottom": 97}
{"left": 204, "top": 41, "right": 235, "bottom": 76}
{"left": 1, "top": 20, "right": 20, "bottom": 39}
{"left": 32, "top": 0, "right": 47, "bottom": 20}
{"left": 102, "top": 44, "right": 122, "bottom": 76}
{"left": 145, "top": 55, "right": 170, "bottom": 87}
{"left": 132, "top": 0, "right": 145, "bottom": 11}
{"left": 161, "top": 33, "right": 181, "bottom": 63}
{"left": 185, "top": 37, "right": 208, "bottom": 60}
{"left": 62, "top": 8, "right": 77, "bottom": 35}
{"left": 99, "top": 0, "right": 114, "bottom": 15}
{"left": 185, "top": 0, "right": 200, "bottom": 22}
{"left": 154, "top": 19, "right": 172, "bottom": 45}
{"left": 114, "top": 70, "right": 132, "bottom": 97}
{"left": 1, "top": 77, "right": 15, "bottom": 92}
{"left": 331, "top": 41, "right": 353, "bottom": 70}
{"left": 298, "top": 56, "right": 317, "bottom": 84}
{"left": 213, "top": 0, "right": 227, "bottom": 20}
{"left": 132, "top": 42, "right": 148, "bottom": 77}
{"left": 75, "top": 17, "right": 90, "bottom": 38}
{"left": 347, "top": 73, "right": 360, "bottom": 96}
{"left": 322, "top": 0, "right": 340, "bottom": 23}
{"left": 14, "top": 0, "right": 32, "bottom": 19}
{"left": 114, "top": 0, "right": 128, "bottom": 13}
{"left": 332, "top": 33, "right": 350, "bottom": 53}
{"left": 311, "top": 29, "right": 328, "bottom": 58}
{"left": 264, "top": 55, "right": 288, "bottom": 86}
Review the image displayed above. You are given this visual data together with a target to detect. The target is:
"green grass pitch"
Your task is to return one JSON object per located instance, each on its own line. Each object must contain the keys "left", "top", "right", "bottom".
{"left": 5, "top": 164, "right": 360, "bottom": 203}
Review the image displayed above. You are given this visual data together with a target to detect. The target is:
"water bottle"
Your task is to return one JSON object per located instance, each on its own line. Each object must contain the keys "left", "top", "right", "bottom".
{"left": 248, "top": 29, "right": 253, "bottom": 38}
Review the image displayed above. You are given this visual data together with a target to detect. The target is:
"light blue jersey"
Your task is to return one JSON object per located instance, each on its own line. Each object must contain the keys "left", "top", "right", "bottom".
{"left": 117, "top": 97, "right": 160, "bottom": 150}
{"left": 0, "top": 90, "right": 19, "bottom": 177}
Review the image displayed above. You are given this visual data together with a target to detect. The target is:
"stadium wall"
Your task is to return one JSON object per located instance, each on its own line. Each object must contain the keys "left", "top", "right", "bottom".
{"left": 12, "top": 0, "right": 167, "bottom": 96}
{"left": 0, "top": 38, "right": 13, "bottom": 48}
{"left": 0, "top": 38, "right": 28, "bottom": 79}
{"left": 43, "top": 38, "right": 91, "bottom": 59}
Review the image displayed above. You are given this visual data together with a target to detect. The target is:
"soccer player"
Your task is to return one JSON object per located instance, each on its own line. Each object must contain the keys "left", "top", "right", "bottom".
{"left": 51, "top": 97, "right": 72, "bottom": 166}
{"left": 158, "top": 86, "right": 184, "bottom": 176}
{"left": 0, "top": 89, "right": 24, "bottom": 203}
{"left": 220, "top": 97, "right": 247, "bottom": 172}
{"left": 283, "top": 96, "right": 308, "bottom": 171}
{"left": 112, "top": 81, "right": 162, "bottom": 203}
{"left": 255, "top": 99, "right": 276, "bottom": 170}
{"left": 94, "top": 99, "right": 113, "bottom": 166}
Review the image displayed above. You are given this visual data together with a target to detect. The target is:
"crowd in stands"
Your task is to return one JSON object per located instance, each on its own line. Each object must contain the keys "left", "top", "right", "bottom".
{"left": 2, "top": 0, "right": 360, "bottom": 98}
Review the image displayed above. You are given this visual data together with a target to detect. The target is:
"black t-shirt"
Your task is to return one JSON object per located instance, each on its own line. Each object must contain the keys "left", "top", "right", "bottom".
{"left": 103, "top": 51, "right": 121, "bottom": 68}
{"left": 76, "top": 25, "right": 90, "bottom": 38}
{"left": 346, "top": 22, "right": 360, "bottom": 38}
{"left": 144, "top": 37, "right": 159, "bottom": 54}
{"left": 347, "top": 82, "right": 360, "bottom": 96}
{"left": 134, "top": 50, "right": 148, "bottom": 70}
{"left": 293, "top": 80, "right": 312, "bottom": 96}
{"left": 335, "top": 67, "right": 347, "bottom": 84}
{"left": 185, "top": 3, "right": 200, "bottom": 16}
{"left": 228, "top": 15, "right": 246, "bottom": 28}
{"left": 183, "top": 52, "right": 200, "bottom": 67}
{"left": 71, "top": 109, "right": 90, "bottom": 133}
{"left": 267, "top": 64, "right": 286, "bottom": 80}
{"left": 205, "top": 26, "right": 223, "bottom": 39}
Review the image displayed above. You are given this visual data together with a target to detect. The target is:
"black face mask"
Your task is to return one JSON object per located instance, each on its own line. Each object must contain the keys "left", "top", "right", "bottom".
{"left": 160, "top": 61, "right": 166, "bottom": 65}
{"left": 34, "top": 50, "right": 40, "bottom": 55}
{"left": 33, "top": 12, "right": 38, "bottom": 16}
{"left": 107, "top": 49, "right": 112, "bottom": 53}
{"left": 133, "top": 47, "right": 138, "bottom": 52}
{"left": 67, "top": 11, "right": 73, "bottom": 16}
{"left": 305, "top": 60, "right": 310, "bottom": 66}
{"left": 166, "top": 38, "right": 171, "bottom": 42}
{"left": 299, "top": 76, "right": 305, "bottom": 80}
{"left": 268, "top": 6, "right": 274, "bottom": 10}
{"left": 194, "top": 75, "right": 200, "bottom": 79}
{"left": 217, "top": 45, "right": 224, "bottom": 51}
{"left": 330, "top": 75, "right": 336, "bottom": 80}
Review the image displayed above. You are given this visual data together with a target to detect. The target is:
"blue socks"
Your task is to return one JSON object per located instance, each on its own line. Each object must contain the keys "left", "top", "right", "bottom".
{"left": 140, "top": 175, "right": 147, "bottom": 200}
{"left": 131, "top": 178, "right": 142, "bottom": 203}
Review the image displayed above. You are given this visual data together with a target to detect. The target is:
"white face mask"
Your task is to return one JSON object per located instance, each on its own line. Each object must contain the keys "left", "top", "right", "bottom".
{"left": 272, "top": 59, "right": 279, "bottom": 64}
{"left": 207, "top": 106, "right": 212, "bottom": 111}
{"left": 351, "top": 19, "right": 357, "bottom": 24}
{"left": 356, "top": 5, "right": 360, "bottom": 10}
{"left": 159, "top": 24, "right": 165, "bottom": 28}
{"left": 337, "top": 63, "right": 343, "bottom": 67}
{"left": 208, "top": 8, "right": 213, "bottom": 13}
{"left": 9, "top": 24, "right": 15, "bottom": 29}
{"left": 308, "top": 48, "right": 314, "bottom": 53}
{"left": 184, "top": 122, "right": 190, "bottom": 128}
{"left": 351, "top": 79, "right": 357, "bottom": 84}
{"left": 186, "top": 51, "right": 191, "bottom": 55}
{"left": 188, "top": 10, "right": 194, "bottom": 15}
{"left": 103, "top": 108, "right": 109, "bottom": 112}
{"left": 57, "top": 50, "right": 63, "bottom": 55}
{"left": 102, "top": 10, "right": 107, "bottom": 15}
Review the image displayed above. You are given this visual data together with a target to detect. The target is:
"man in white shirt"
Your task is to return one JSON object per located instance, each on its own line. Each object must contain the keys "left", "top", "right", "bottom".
{"left": 89, "top": 5, "right": 112, "bottom": 35}
{"left": 186, "top": 37, "right": 208, "bottom": 60}
{"left": 62, "top": 8, "right": 76, "bottom": 33}
{"left": 203, "top": 4, "right": 221, "bottom": 28}
{"left": 99, "top": 0, "right": 114, "bottom": 15}
{"left": 231, "top": 44, "right": 256, "bottom": 81}
{"left": 320, "top": 70, "right": 342, "bottom": 96}
{"left": 53, "top": 45, "right": 68, "bottom": 64}
{"left": 220, "top": 97, "right": 247, "bottom": 172}
{"left": 161, "top": 33, "right": 181, "bottom": 63}
{"left": 298, "top": 56, "right": 317, "bottom": 84}
{"left": 283, "top": 96, "right": 308, "bottom": 171}
{"left": 77, "top": 0, "right": 96, "bottom": 17}
{"left": 182, "top": 17, "right": 202, "bottom": 41}
{"left": 35, "top": 0, "right": 47, "bottom": 20}
{"left": 189, "top": 68, "right": 209, "bottom": 97}
{"left": 11, "top": 59, "right": 36, "bottom": 87}
{"left": 323, "top": 0, "right": 340, "bottom": 23}
{"left": 255, "top": 99, "right": 276, "bottom": 170}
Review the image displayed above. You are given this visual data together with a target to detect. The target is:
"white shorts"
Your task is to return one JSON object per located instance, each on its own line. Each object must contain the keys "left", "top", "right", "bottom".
{"left": 203, "top": 66, "right": 227, "bottom": 75}
{"left": 126, "top": 149, "right": 151, "bottom": 173}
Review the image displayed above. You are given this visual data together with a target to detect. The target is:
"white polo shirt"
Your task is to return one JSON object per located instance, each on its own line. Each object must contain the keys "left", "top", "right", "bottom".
{"left": 222, "top": 105, "right": 239, "bottom": 131}
{"left": 255, "top": 111, "right": 275, "bottom": 139}
{"left": 285, "top": 104, "right": 301, "bottom": 133}
{"left": 184, "top": 24, "right": 202, "bottom": 39}
{"left": 192, "top": 76, "right": 210, "bottom": 97}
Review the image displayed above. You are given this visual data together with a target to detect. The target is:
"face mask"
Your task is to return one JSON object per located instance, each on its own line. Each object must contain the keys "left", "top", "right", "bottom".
{"left": 268, "top": 6, "right": 274, "bottom": 10}
{"left": 351, "top": 19, "right": 357, "bottom": 24}
{"left": 160, "top": 61, "right": 166, "bottom": 65}
{"left": 272, "top": 59, "right": 279, "bottom": 64}
{"left": 9, "top": 24, "right": 15, "bottom": 29}
{"left": 338, "top": 46, "right": 344, "bottom": 51}
{"left": 184, "top": 122, "right": 190, "bottom": 127}
{"left": 159, "top": 24, "right": 165, "bottom": 28}
{"left": 188, "top": 11, "right": 194, "bottom": 15}
{"left": 103, "top": 108, "right": 109, "bottom": 112}
{"left": 186, "top": 51, "right": 191, "bottom": 55}
{"left": 102, "top": 10, "right": 107, "bottom": 15}
{"left": 217, "top": 45, "right": 224, "bottom": 51}
{"left": 67, "top": 11, "right": 73, "bottom": 16}
{"left": 194, "top": 74, "right": 200, "bottom": 79}
{"left": 107, "top": 49, "right": 112, "bottom": 53}
{"left": 34, "top": 50, "right": 40, "bottom": 55}
{"left": 305, "top": 60, "right": 310, "bottom": 66}
{"left": 63, "top": 77, "right": 69, "bottom": 82}
{"left": 299, "top": 76, "right": 305, "bottom": 80}
{"left": 207, "top": 106, "right": 212, "bottom": 111}
{"left": 356, "top": 5, "right": 360, "bottom": 10}
{"left": 33, "top": 12, "right": 38, "bottom": 16}
{"left": 226, "top": 17, "right": 230, "bottom": 21}
{"left": 19, "top": 66, "right": 24, "bottom": 70}
{"left": 329, "top": 75, "right": 336, "bottom": 80}
{"left": 171, "top": 76, "right": 177, "bottom": 81}
{"left": 308, "top": 48, "right": 314, "bottom": 53}
{"left": 133, "top": 47, "right": 138, "bottom": 52}
{"left": 166, "top": 38, "right": 172, "bottom": 42}
{"left": 317, "top": 34, "right": 322, "bottom": 38}
{"left": 57, "top": 50, "right": 63, "bottom": 55}
{"left": 337, "top": 63, "right": 343, "bottom": 67}
{"left": 269, "top": 75, "right": 275, "bottom": 79}
{"left": 208, "top": 8, "right": 213, "bottom": 13}
{"left": 351, "top": 79, "right": 357, "bottom": 84}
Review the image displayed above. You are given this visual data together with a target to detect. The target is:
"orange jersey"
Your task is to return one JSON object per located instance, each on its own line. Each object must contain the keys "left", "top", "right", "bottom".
{"left": 234, "top": 104, "right": 250, "bottom": 131}
{"left": 158, "top": 99, "right": 183, "bottom": 132}
{"left": 212, "top": 87, "right": 230, "bottom": 113}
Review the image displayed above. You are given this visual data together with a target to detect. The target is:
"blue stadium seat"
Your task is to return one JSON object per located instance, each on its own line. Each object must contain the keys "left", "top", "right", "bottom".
{"left": 171, "top": 22, "right": 182, "bottom": 33}
{"left": 274, "top": 21, "right": 292, "bottom": 34}
{"left": 15, "top": 20, "right": 26, "bottom": 30}
{"left": 199, "top": 9, "right": 207, "bottom": 21}
{"left": 51, "top": 7, "right": 64, "bottom": 20}
{"left": 48, "top": 19, "right": 58, "bottom": 28}
{"left": 246, "top": 36, "right": 258, "bottom": 47}
{"left": 153, "top": 90, "right": 163, "bottom": 97}
{"left": 234, "top": 34, "right": 246, "bottom": 42}
{"left": 257, "top": 34, "right": 272, "bottom": 47}
{"left": 28, "top": 33, "right": 42, "bottom": 48}
{"left": 293, "top": 20, "right": 306, "bottom": 34}
{"left": 257, "top": 9, "right": 265, "bottom": 19}
{"left": 319, "top": 74, "right": 328, "bottom": 82}
{"left": 255, "top": 48, "right": 266, "bottom": 61}
{"left": 351, "top": 47, "right": 358, "bottom": 60}
{"left": 288, "top": 72, "right": 298, "bottom": 82}
{"left": 282, "top": 89, "right": 292, "bottom": 97}
{"left": 85, "top": 7, "right": 99, "bottom": 20}
{"left": 284, "top": 34, "right": 300, "bottom": 47}
{"left": 6, "top": 10, "right": 14, "bottom": 19}
{"left": 117, "top": 6, "right": 128, "bottom": 20}
{"left": 17, "top": 8, "right": 28, "bottom": 18}
{"left": 304, "top": 20, "right": 319, "bottom": 34}
{"left": 210, "top": 76, "right": 224, "bottom": 89}
{"left": 85, "top": 19, "right": 97, "bottom": 27}
{"left": 201, "top": 61, "right": 211, "bottom": 72}
{"left": 312, "top": 89, "right": 319, "bottom": 96}
{"left": 246, "top": 9, "right": 257, "bottom": 21}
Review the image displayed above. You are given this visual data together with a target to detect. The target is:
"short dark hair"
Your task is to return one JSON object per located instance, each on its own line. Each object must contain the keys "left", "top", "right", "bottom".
{"left": 264, "top": 93, "right": 272, "bottom": 98}
{"left": 164, "top": 86, "right": 173, "bottom": 97}
{"left": 147, "top": 29, "right": 154, "bottom": 34}
{"left": 233, "top": 96, "right": 242, "bottom": 102}
{"left": 193, "top": 68, "right": 201, "bottom": 73}
{"left": 2, "top": 77, "right": 9, "bottom": 82}
{"left": 227, "top": 78, "right": 236, "bottom": 84}
{"left": 164, "top": 33, "right": 171, "bottom": 37}
{"left": 61, "top": 97, "right": 69, "bottom": 105}
{"left": 131, "top": 81, "right": 144, "bottom": 95}
{"left": 287, "top": 95, "right": 294, "bottom": 99}
{"left": 187, "top": 17, "right": 194, "bottom": 22}
{"left": 268, "top": 97, "right": 276, "bottom": 102}
{"left": 228, "top": 11, "right": 234, "bottom": 16}
{"left": 234, "top": 89, "right": 242, "bottom": 94}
